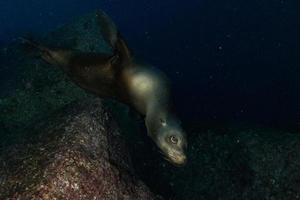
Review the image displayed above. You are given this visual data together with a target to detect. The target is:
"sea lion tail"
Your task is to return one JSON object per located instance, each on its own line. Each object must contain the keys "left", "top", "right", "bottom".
{"left": 95, "top": 10, "right": 132, "bottom": 66}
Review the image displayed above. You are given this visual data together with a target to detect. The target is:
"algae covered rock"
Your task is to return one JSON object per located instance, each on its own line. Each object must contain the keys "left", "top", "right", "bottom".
{"left": 0, "top": 99, "right": 157, "bottom": 200}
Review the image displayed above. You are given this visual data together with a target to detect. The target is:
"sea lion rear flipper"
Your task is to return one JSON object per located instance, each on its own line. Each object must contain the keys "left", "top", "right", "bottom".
{"left": 20, "top": 38, "right": 52, "bottom": 62}
{"left": 20, "top": 37, "right": 49, "bottom": 55}
{"left": 95, "top": 10, "right": 132, "bottom": 66}
{"left": 20, "top": 38, "right": 64, "bottom": 66}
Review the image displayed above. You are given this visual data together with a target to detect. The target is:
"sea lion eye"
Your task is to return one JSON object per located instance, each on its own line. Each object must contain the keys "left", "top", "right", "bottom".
{"left": 170, "top": 135, "right": 178, "bottom": 144}
{"left": 160, "top": 118, "right": 167, "bottom": 126}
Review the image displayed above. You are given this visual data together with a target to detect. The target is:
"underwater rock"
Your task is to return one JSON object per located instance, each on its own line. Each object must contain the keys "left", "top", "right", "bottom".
{"left": 0, "top": 12, "right": 113, "bottom": 146}
{"left": 0, "top": 99, "right": 158, "bottom": 200}
{"left": 127, "top": 124, "right": 300, "bottom": 200}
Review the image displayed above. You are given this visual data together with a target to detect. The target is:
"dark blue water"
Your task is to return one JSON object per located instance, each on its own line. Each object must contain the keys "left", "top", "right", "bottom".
{"left": 0, "top": 0, "right": 299, "bottom": 130}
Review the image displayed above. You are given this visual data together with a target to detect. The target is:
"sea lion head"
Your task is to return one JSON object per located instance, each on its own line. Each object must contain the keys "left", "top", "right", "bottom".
{"left": 151, "top": 116, "right": 187, "bottom": 166}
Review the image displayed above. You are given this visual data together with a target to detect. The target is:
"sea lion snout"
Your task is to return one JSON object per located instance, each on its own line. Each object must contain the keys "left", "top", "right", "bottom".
{"left": 167, "top": 149, "right": 187, "bottom": 166}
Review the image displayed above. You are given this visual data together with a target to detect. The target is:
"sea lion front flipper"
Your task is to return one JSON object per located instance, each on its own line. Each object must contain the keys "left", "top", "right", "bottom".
{"left": 95, "top": 10, "right": 133, "bottom": 67}
{"left": 95, "top": 10, "right": 118, "bottom": 48}
{"left": 108, "top": 53, "right": 120, "bottom": 65}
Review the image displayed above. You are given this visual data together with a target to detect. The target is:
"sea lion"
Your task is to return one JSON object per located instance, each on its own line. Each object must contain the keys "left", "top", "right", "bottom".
{"left": 22, "top": 10, "right": 187, "bottom": 166}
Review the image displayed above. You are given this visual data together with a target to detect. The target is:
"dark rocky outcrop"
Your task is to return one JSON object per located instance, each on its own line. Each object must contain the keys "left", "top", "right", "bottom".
{"left": 0, "top": 99, "right": 158, "bottom": 200}
{"left": 0, "top": 12, "right": 112, "bottom": 147}
{"left": 126, "top": 124, "right": 300, "bottom": 200}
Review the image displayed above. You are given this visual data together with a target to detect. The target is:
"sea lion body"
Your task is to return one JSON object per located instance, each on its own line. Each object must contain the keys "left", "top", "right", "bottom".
{"left": 23, "top": 11, "right": 187, "bottom": 166}
{"left": 122, "top": 65, "right": 171, "bottom": 115}
{"left": 67, "top": 52, "right": 121, "bottom": 99}
{"left": 47, "top": 50, "right": 170, "bottom": 116}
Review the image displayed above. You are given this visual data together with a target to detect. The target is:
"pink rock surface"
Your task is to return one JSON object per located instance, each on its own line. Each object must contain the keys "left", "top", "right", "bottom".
{"left": 0, "top": 99, "right": 158, "bottom": 200}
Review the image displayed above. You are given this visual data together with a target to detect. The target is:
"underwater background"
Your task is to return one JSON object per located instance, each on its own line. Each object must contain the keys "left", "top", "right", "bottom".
{"left": 0, "top": 0, "right": 300, "bottom": 130}
{"left": 0, "top": 0, "right": 299, "bottom": 130}
{"left": 0, "top": 0, "right": 300, "bottom": 199}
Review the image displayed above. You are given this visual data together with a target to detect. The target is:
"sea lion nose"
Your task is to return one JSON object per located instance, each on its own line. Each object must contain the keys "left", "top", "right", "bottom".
{"left": 172, "top": 154, "right": 187, "bottom": 166}
{"left": 178, "top": 155, "right": 187, "bottom": 166}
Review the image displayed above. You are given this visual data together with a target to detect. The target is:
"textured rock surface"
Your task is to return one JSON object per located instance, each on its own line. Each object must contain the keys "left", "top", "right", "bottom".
{"left": 124, "top": 123, "right": 300, "bottom": 200}
{"left": 0, "top": 12, "right": 110, "bottom": 147}
{"left": 0, "top": 99, "right": 157, "bottom": 200}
